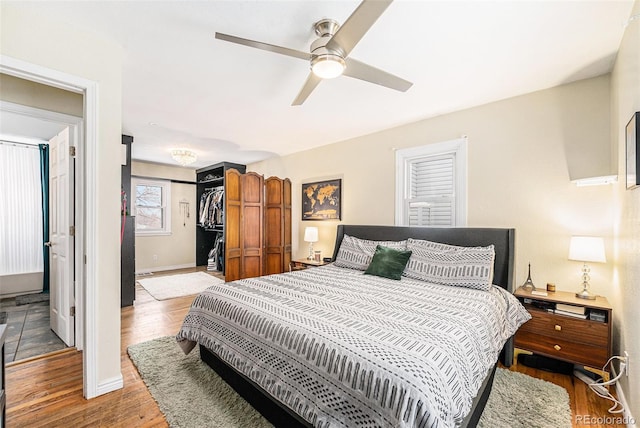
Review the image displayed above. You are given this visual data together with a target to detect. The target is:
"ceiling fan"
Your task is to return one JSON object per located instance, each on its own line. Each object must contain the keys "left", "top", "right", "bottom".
{"left": 215, "top": 0, "right": 412, "bottom": 106}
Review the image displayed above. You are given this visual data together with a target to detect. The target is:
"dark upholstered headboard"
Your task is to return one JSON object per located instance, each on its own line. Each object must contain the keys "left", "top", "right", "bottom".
{"left": 331, "top": 225, "right": 515, "bottom": 292}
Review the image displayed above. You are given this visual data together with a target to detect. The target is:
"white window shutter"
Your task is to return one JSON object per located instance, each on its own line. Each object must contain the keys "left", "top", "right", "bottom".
{"left": 406, "top": 154, "right": 456, "bottom": 226}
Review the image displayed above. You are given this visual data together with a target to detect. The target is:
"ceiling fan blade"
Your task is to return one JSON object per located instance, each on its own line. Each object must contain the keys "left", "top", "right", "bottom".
{"left": 292, "top": 73, "right": 322, "bottom": 106}
{"left": 344, "top": 58, "right": 412, "bottom": 92}
{"left": 215, "top": 32, "right": 310, "bottom": 61}
{"left": 325, "top": 0, "right": 393, "bottom": 57}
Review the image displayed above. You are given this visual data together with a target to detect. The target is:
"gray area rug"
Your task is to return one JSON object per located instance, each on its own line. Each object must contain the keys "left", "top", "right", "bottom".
{"left": 478, "top": 367, "right": 572, "bottom": 428}
{"left": 137, "top": 272, "right": 224, "bottom": 300}
{"left": 128, "top": 336, "right": 572, "bottom": 428}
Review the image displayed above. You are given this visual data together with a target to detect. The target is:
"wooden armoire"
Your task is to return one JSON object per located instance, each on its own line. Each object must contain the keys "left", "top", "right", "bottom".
{"left": 224, "top": 169, "right": 291, "bottom": 281}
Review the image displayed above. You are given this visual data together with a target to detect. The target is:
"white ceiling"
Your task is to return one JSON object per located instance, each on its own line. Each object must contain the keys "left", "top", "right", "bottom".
{"left": 5, "top": 1, "right": 635, "bottom": 168}
{"left": 0, "top": 110, "right": 67, "bottom": 144}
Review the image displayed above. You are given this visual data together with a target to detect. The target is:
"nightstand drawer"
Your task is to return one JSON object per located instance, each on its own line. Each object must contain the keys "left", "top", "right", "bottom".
{"left": 519, "top": 309, "right": 609, "bottom": 347}
{"left": 515, "top": 330, "right": 609, "bottom": 368}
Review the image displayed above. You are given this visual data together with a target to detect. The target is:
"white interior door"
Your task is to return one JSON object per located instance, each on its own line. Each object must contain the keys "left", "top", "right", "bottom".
{"left": 49, "top": 127, "right": 75, "bottom": 346}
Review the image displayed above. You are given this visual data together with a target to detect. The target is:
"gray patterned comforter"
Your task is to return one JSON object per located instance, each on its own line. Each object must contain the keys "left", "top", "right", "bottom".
{"left": 176, "top": 265, "right": 530, "bottom": 428}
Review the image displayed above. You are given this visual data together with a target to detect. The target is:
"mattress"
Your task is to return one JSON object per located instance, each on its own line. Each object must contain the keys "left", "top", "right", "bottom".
{"left": 176, "top": 265, "right": 530, "bottom": 428}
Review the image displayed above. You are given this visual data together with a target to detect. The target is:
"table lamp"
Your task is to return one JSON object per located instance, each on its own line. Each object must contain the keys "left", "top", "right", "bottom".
{"left": 568, "top": 236, "right": 606, "bottom": 300}
{"left": 304, "top": 227, "right": 319, "bottom": 260}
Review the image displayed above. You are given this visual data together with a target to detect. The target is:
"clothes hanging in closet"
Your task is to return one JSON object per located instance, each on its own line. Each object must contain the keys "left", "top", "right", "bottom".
{"left": 199, "top": 187, "right": 224, "bottom": 228}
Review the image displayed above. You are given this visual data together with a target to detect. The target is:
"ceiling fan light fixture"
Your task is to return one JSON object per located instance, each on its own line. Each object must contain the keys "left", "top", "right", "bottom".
{"left": 311, "top": 54, "right": 346, "bottom": 79}
{"left": 171, "top": 149, "right": 197, "bottom": 166}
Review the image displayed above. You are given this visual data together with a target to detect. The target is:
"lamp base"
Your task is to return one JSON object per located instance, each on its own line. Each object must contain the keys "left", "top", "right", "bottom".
{"left": 575, "top": 289, "right": 597, "bottom": 300}
{"left": 307, "top": 243, "right": 315, "bottom": 260}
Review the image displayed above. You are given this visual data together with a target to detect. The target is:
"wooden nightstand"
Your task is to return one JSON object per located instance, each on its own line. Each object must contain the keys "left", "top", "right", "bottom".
{"left": 289, "top": 259, "right": 329, "bottom": 271}
{"left": 514, "top": 287, "right": 612, "bottom": 371}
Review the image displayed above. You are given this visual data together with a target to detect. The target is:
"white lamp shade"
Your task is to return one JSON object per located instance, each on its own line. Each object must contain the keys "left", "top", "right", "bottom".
{"left": 568, "top": 236, "right": 606, "bottom": 263}
{"left": 304, "top": 227, "right": 319, "bottom": 243}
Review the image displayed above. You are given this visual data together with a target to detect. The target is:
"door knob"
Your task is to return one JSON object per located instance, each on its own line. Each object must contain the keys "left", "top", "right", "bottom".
{"left": 44, "top": 241, "right": 53, "bottom": 247}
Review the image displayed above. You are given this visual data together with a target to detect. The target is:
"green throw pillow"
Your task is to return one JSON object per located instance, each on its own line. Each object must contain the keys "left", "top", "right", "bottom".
{"left": 364, "top": 245, "right": 412, "bottom": 280}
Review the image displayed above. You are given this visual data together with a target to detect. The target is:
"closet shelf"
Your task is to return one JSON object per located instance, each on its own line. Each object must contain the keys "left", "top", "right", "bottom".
{"left": 199, "top": 176, "right": 224, "bottom": 184}
{"left": 198, "top": 225, "right": 224, "bottom": 232}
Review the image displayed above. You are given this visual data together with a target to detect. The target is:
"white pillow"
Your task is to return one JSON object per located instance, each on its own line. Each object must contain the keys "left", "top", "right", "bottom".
{"left": 403, "top": 238, "right": 495, "bottom": 290}
{"left": 333, "top": 234, "right": 407, "bottom": 271}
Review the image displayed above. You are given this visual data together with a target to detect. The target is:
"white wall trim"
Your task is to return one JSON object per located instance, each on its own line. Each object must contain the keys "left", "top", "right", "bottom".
{"left": 96, "top": 374, "right": 124, "bottom": 396}
{"left": 136, "top": 263, "right": 196, "bottom": 274}
{"left": 395, "top": 137, "right": 468, "bottom": 226}
{"left": 0, "top": 100, "right": 81, "bottom": 122}
{"left": 0, "top": 100, "right": 84, "bottom": 351}
{"left": 0, "top": 54, "right": 103, "bottom": 399}
{"left": 612, "top": 369, "right": 637, "bottom": 428}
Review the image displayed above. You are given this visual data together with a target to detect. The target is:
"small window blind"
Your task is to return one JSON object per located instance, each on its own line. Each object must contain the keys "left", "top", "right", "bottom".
{"left": 405, "top": 153, "right": 456, "bottom": 226}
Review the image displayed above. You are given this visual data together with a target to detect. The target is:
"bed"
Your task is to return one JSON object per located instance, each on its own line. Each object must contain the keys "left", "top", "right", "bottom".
{"left": 177, "top": 225, "right": 530, "bottom": 428}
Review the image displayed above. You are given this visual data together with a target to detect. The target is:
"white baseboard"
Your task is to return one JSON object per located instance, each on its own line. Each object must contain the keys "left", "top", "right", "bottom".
{"left": 610, "top": 367, "right": 637, "bottom": 428}
{"left": 136, "top": 263, "right": 196, "bottom": 274}
{"left": 615, "top": 383, "right": 637, "bottom": 428}
{"left": 96, "top": 374, "right": 124, "bottom": 396}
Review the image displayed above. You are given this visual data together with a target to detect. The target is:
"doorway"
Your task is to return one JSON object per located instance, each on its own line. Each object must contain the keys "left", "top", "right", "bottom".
{"left": 1, "top": 53, "right": 110, "bottom": 399}
{"left": 0, "top": 101, "right": 82, "bottom": 362}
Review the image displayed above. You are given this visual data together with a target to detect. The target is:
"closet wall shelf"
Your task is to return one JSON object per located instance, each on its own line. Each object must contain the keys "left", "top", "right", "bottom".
{"left": 199, "top": 177, "right": 224, "bottom": 184}
{"left": 199, "top": 226, "right": 224, "bottom": 232}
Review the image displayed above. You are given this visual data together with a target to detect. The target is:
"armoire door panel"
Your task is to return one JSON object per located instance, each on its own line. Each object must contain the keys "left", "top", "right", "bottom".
{"left": 243, "top": 206, "right": 262, "bottom": 248}
{"left": 242, "top": 174, "right": 263, "bottom": 203}
{"left": 240, "top": 172, "right": 263, "bottom": 279}
{"left": 224, "top": 169, "right": 243, "bottom": 282}
{"left": 283, "top": 178, "right": 292, "bottom": 269}
{"left": 265, "top": 178, "right": 283, "bottom": 204}
{"left": 265, "top": 254, "right": 283, "bottom": 274}
{"left": 225, "top": 169, "right": 242, "bottom": 200}
{"left": 225, "top": 205, "right": 241, "bottom": 249}
{"left": 266, "top": 208, "right": 283, "bottom": 246}
{"left": 242, "top": 257, "right": 262, "bottom": 279}
{"left": 225, "top": 258, "right": 241, "bottom": 282}
{"left": 264, "top": 177, "right": 285, "bottom": 275}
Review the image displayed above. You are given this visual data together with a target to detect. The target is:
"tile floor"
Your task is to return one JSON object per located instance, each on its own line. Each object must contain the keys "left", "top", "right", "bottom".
{"left": 0, "top": 296, "right": 67, "bottom": 362}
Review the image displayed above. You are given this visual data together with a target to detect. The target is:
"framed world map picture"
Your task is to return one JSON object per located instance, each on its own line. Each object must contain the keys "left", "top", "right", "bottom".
{"left": 302, "top": 178, "right": 342, "bottom": 220}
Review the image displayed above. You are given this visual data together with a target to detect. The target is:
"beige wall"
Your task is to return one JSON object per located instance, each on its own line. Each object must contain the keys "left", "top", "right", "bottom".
{"left": 131, "top": 161, "right": 196, "bottom": 272}
{"left": 250, "top": 75, "right": 615, "bottom": 299}
{"left": 0, "top": 73, "right": 83, "bottom": 117}
{"left": 1, "top": 3, "right": 123, "bottom": 391}
{"left": 611, "top": 0, "right": 640, "bottom": 420}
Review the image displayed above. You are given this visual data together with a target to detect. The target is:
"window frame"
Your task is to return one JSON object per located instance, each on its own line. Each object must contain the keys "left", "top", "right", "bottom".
{"left": 131, "top": 177, "right": 172, "bottom": 236}
{"left": 395, "top": 138, "right": 468, "bottom": 227}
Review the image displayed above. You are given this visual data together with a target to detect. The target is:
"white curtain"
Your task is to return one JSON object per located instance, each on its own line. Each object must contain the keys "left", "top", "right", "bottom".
{"left": 0, "top": 142, "right": 44, "bottom": 275}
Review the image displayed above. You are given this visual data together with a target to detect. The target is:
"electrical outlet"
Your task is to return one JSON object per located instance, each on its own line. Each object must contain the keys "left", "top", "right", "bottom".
{"left": 153, "top": 254, "right": 158, "bottom": 263}
{"left": 624, "top": 351, "right": 630, "bottom": 377}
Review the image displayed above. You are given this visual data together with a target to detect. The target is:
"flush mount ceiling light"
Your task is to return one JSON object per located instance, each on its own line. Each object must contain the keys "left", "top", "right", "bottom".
{"left": 311, "top": 54, "right": 346, "bottom": 79}
{"left": 171, "top": 149, "right": 197, "bottom": 166}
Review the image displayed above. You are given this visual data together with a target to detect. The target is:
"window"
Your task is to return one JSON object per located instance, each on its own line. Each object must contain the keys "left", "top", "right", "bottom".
{"left": 395, "top": 138, "right": 467, "bottom": 227}
{"left": 132, "top": 178, "right": 171, "bottom": 235}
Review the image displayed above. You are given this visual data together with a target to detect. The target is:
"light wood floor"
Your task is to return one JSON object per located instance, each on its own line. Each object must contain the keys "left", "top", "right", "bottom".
{"left": 5, "top": 267, "right": 623, "bottom": 427}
